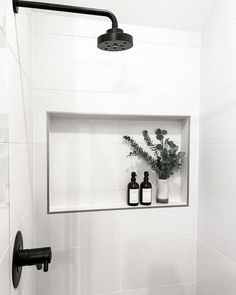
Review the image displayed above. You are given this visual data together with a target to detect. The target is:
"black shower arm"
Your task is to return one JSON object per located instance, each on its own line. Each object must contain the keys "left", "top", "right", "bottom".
{"left": 13, "top": 0, "right": 119, "bottom": 28}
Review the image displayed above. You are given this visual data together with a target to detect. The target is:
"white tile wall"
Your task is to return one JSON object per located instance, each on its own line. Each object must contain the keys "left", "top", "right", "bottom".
{"left": 3, "top": 1, "right": 236, "bottom": 295}
{"left": 0, "top": 0, "right": 34, "bottom": 294}
{"left": 33, "top": 12, "right": 200, "bottom": 295}
{"left": 197, "top": 0, "right": 236, "bottom": 294}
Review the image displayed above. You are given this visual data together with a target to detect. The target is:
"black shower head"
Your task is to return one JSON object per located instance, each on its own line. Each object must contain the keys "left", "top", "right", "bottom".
{"left": 13, "top": 0, "right": 134, "bottom": 52}
{"left": 97, "top": 28, "right": 133, "bottom": 51}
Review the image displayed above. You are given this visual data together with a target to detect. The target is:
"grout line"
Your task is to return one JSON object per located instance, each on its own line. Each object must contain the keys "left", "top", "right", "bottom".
{"left": 47, "top": 236, "right": 196, "bottom": 252}
{"left": 9, "top": 200, "right": 34, "bottom": 243}
{"left": 0, "top": 246, "right": 10, "bottom": 264}
{"left": 33, "top": 87, "right": 200, "bottom": 97}
{"left": 199, "top": 142, "right": 236, "bottom": 145}
{"left": 198, "top": 190, "right": 236, "bottom": 206}
{"left": 197, "top": 238, "right": 236, "bottom": 265}
{"left": 6, "top": 36, "right": 32, "bottom": 86}
{"left": 125, "top": 281, "right": 196, "bottom": 292}
{"left": 196, "top": 283, "right": 209, "bottom": 295}
{"left": 33, "top": 31, "right": 200, "bottom": 49}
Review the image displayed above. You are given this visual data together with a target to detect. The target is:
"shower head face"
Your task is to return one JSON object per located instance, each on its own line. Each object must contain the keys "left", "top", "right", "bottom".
{"left": 97, "top": 28, "right": 133, "bottom": 51}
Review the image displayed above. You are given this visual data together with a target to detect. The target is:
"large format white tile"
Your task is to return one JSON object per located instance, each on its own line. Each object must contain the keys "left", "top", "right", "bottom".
{"left": 125, "top": 238, "right": 196, "bottom": 289}
{"left": 7, "top": 49, "right": 33, "bottom": 143}
{"left": 196, "top": 285, "right": 208, "bottom": 295}
{"left": 197, "top": 240, "right": 236, "bottom": 295}
{"left": 0, "top": 146, "right": 9, "bottom": 257}
{"left": 0, "top": 34, "right": 8, "bottom": 143}
{"left": 36, "top": 246, "right": 122, "bottom": 295}
{"left": 122, "top": 206, "right": 196, "bottom": 243}
{"left": 34, "top": 89, "right": 198, "bottom": 144}
{"left": 35, "top": 196, "right": 122, "bottom": 249}
{"left": 33, "top": 13, "right": 107, "bottom": 38}
{"left": 200, "top": 84, "right": 236, "bottom": 144}
{"left": 127, "top": 283, "right": 196, "bottom": 295}
{"left": 199, "top": 144, "right": 236, "bottom": 204}
{"left": 9, "top": 143, "right": 33, "bottom": 238}
{"left": 198, "top": 192, "right": 236, "bottom": 262}
{"left": 201, "top": 0, "right": 236, "bottom": 91}
{"left": 6, "top": 0, "right": 32, "bottom": 80}
{"left": 32, "top": 13, "right": 201, "bottom": 47}
{"left": 0, "top": 0, "right": 7, "bottom": 34}
{"left": 49, "top": 142, "right": 119, "bottom": 195}
{"left": 33, "top": 33, "right": 124, "bottom": 92}
{"left": 124, "top": 42, "right": 200, "bottom": 96}
{"left": 0, "top": 248, "right": 10, "bottom": 295}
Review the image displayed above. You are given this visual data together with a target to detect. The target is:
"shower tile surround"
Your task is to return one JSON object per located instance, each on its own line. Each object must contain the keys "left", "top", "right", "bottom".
{"left": 197, "top": 0, "right": 236, "bottom": 294}
{"left": 2, "top": 1, "right": 236, "bottom": 295}
{"left": 33, "top": 12, "right": 200, "bottom": 295}
{"left": 0, "top": 0, "right": 34, "bottom": 295}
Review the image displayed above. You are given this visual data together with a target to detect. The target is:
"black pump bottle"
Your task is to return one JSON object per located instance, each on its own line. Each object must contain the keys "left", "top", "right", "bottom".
{"left": 140, "top": 171, "right": 152, "bottom": 205}
{"left": 127, "top": 172, "right": 139, "bottom": 206}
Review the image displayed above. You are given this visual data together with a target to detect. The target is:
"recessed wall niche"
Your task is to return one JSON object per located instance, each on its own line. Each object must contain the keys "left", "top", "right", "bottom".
{"left": 47, "top": 113, "right": 190, "bottom": 213}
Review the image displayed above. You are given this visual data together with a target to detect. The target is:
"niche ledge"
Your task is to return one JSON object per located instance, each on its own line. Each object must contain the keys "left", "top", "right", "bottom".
{"left": 47, "top": 112, "right": 190, "bottom": 214}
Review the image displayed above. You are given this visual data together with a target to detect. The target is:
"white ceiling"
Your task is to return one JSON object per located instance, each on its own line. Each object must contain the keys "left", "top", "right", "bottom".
{"left": 33, "top": 0, "right": 217, "bottom": 32}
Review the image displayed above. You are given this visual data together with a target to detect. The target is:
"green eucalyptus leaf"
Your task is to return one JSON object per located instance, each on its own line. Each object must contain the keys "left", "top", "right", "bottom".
{"left": 178, "top": 151, "right": 185, "bottom": 158}
{"left": 162, "top": 129, "right": 167, "bottom": 135}
{"left": 156, "top": 144, "right": 163, "bottom": 150}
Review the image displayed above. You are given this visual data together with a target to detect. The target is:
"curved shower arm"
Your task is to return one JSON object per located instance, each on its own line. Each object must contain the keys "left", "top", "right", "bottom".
{"left": 13, "top": 0, "right": 119, "bottom": 28}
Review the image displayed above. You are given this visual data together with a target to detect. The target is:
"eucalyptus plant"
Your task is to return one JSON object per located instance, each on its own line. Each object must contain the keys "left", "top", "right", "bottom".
{"left": 123, "top": 128, "right": 185, "bottom": 179}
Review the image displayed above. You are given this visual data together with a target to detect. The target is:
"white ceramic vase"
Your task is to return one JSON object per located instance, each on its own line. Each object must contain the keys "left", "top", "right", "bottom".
{"left": 157, "top": 179, "right": 169, "bottom": 203}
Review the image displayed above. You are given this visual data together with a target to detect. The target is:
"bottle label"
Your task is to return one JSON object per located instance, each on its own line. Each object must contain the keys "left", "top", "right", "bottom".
{"left": 129, "top": 189, "right": 139, "bottom": 204}
{"left": 142, "top": 188, "right": 152, "bottom": 203}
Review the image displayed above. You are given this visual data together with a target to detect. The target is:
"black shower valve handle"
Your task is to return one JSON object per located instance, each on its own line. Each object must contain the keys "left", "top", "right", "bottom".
{"left": 12, "top": 231, "right": 52, "bottom": 289}
{"left": 15, "top": 247, "right": 52, "bottom": 272}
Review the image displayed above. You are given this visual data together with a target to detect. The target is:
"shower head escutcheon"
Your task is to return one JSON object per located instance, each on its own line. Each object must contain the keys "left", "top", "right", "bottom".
{"left": 13, "top": 0, "right": 133, "bottom": 52}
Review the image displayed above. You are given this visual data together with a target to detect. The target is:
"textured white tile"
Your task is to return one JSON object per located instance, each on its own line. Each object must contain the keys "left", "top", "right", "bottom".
{"left": 197, "top": 240, "right": 236, "bottom": 295}
{"left": 36, "top": 246, "right": 122, "bottom": 295}
{"left": 125, "top": 238, "right": 196, "bottom": 289}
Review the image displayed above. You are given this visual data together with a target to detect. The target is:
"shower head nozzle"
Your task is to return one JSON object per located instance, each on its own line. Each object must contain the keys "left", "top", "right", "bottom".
{"left": 97, "top": 28, "right": 133, "bottom": 52}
